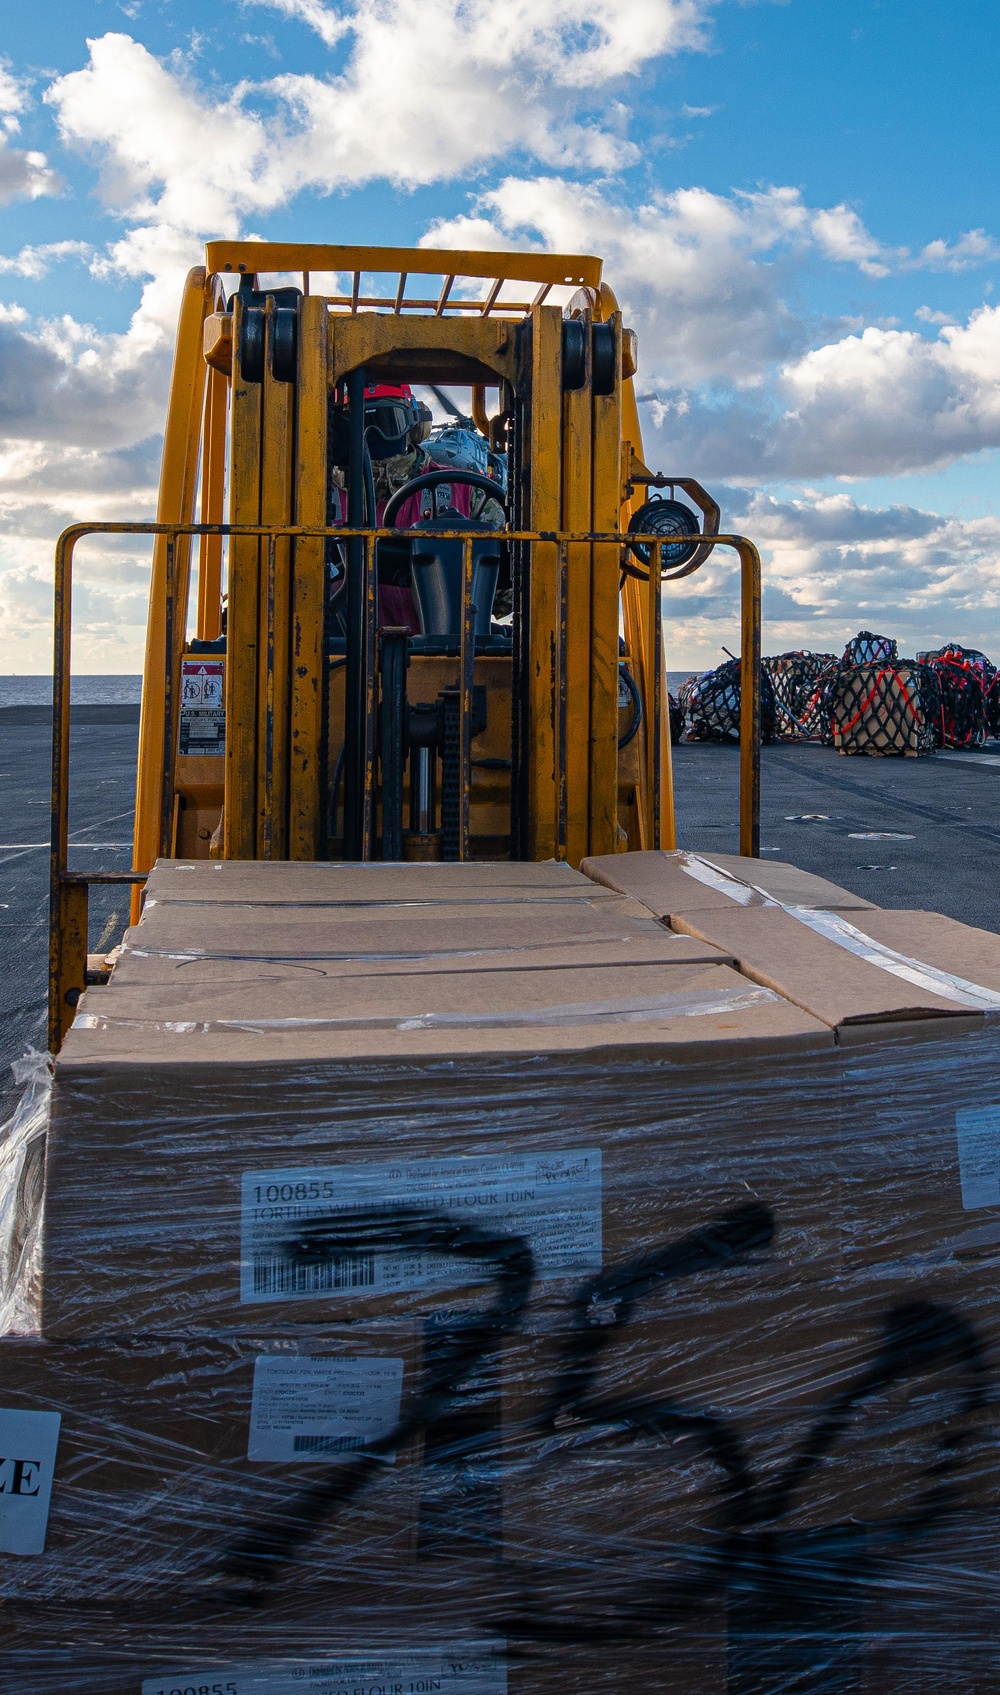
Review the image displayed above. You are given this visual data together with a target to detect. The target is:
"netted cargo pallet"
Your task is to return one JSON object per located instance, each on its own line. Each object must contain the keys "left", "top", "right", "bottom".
{"left": 831, "top": 661, "right": 941, "bottom": 756}
{"left": 764, "top": 651, "right": 839, "bottom": 741}
{"left": 679, "top": 657, "right": 776, "bottom": 743}
{"left": 797, "top": 656, "right": 842, "bottom": 743}
{"left": 919, "top": 644, "right": 995, "bottom": 749}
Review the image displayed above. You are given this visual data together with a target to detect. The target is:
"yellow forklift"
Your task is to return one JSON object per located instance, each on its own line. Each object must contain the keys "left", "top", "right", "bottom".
{"left": 48, "top": 243, "right": 763, "bottom": 1049}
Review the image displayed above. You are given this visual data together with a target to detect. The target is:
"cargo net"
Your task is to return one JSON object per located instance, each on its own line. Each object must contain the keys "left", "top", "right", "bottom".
{"left": 842, "top": 629, "right": 898, "bottom": 666}
{"left": 831, "top": 660, "right": 941, "bottom": 756}
{"left": 678, "top": 657, "right": 776, "bottom": 744}
{"left": 763, "top": 651, "right": 839, "bottom": 741}
{"left": 919, "top": 644, "right": 997, "bottom": 748}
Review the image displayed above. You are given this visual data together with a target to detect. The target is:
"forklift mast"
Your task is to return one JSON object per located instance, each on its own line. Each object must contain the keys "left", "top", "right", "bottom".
{"left": 48, "top": 244, "right": 762, "bottom": 1048}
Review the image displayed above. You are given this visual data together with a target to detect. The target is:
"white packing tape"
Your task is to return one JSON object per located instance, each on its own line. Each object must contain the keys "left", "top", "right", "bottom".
{"left": 677, "top": 853, "right": 777, "bottom": 907}
{"left": 72, "top": 984, "right": 780, "bottom": 1036}
{"left": 784, "top": 906, "right": 1000, "bottom": 1012}
{"left": 682, "top": 853, "right": 1000, "bottom": 1012}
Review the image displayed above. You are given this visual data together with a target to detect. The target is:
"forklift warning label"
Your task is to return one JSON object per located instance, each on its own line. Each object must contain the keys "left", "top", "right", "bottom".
{"left": 240, "top": 1149, "right": 603, "bottom": 1304}
{"left": 955, "top": 1106, "right": 1000, "bottom": 1209}
{"left": 142, "top": 1645, "right": 508, "bottom": 1695}
{"left": 248, "top": 1354, "right": 404, "bottom": 1462}
{"left": 178, "top": 658, "right": 225, "bottom": 756}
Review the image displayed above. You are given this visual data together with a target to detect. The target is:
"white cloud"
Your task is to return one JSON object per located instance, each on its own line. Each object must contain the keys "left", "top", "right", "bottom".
{"left": 243, "top": 0, "right": 360, "bottom": 50}
{"left": 427, "top": 179, "right": 806, "bottom": 386}
{"left": 795, "top": 212, "right": 1000, "bottom": 279}
{"left": 0, "top": 135, "right": 61, "bottom": 206}
{"left": 428, "top": 184, "right": 1000, "bottom": 400}
{"left": 772, "top": 308, "right": 1000, "bottom": 477}
{"left": 425, "top": 178, "right": 903, "bottom": 387}
{"left": 46, "top": 10, "right": 711, "bottom": 242}
{"left": 0, "top": 307, "right": 171, "bottom": 448}
{"left": 431, "top": 176, "right": 1000, "bottom": 480}
{"left": 0, "top": 61, "right": 61, "bottom": 205}
{"left": 917, "top": 229, "right": 1000, "bottom": 271}
{"left": 637, "top": 309, "right": 1000, "bottom": 481}
{"left": 1, "top": 24, "right": 997, "bottom": 670}
{"left": 659, "top": 488, "right": 1000, "bottom": 669}
{"left": 0, "top": 263, "right": 173, "bottom": 675}
{"left": 0, "top": 552, "right": 154, "bottom": 668}
{"left": 809, "top": 204, "right": 897, "bottom": 277}
{"left": 0, "top": 434, "right": 164, "bottom": 671}
{"left": 46, "top": 35, "right": 269, "bottom": 235}
{"left": 21, "top": 6, "right": 725, "bottom": 603}
{"left": 0, "top": 62, "right": 29, "bottom": 120}
{"left": 0, "top": 242, "right": 91, "bottom": 281}
{"left": 250, "top": 0, "right": 710, "bottom": 86}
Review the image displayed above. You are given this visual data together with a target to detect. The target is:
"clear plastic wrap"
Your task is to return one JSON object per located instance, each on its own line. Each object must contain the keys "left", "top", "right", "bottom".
{"left": 0, "top": 1329, "right": 423, "bottom": 1606}
{"left": 0, "top": 1028, "right": 994, "bottom": 1688}
{"left": 0, "top": 1048, "right": 48, "bottom": 1335}
{"left": 0, "top": 1612, "right": 725, "bottom": 1695}
{"left": 8, "top": 861, "right": 1000, "bottom": 1689}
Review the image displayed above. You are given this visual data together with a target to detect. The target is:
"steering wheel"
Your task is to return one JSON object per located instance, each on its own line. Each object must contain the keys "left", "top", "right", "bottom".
{"left": 382, "top": 469, "right": 505, "bottom": 529}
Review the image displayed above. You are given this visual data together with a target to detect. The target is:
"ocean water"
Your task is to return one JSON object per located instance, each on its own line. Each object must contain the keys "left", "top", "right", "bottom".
{"left": 0, "top": 672, "right": 700, "bottom": 708}
{"left": 0, "top": 675, "right": 143, "bottom": 707}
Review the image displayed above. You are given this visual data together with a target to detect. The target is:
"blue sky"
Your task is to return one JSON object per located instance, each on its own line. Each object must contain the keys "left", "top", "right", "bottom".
{"left": 1, "top": 0, "right": 999, "bottom": 669}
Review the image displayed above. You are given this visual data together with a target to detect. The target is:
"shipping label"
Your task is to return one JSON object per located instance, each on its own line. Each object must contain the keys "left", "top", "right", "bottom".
{"left": 955, "top": 1106, "right": 1000, "bottom": 1209}
{"left": 142, "top": 1644, "right": 508, "bottom": 1695}
{"left": 0, "top": 1407, "right": 61, "bottom": 1556}
{"left": 240, "top": 1149, "right": 602, "bottom": 1304}
{"left": 179, "top": 658, "right": 225, "bottom": 756}
{"left": 248, "top": 1355, "right": 404, "bottom": 1462}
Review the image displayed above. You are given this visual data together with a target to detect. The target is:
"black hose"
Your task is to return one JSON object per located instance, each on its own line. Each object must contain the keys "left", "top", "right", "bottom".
{"left": 327, "top": 741, "right": 346, "bottom": 844}
{"left": 363, "top": 441, "right": 377, "bottom": 526}
{"left": 618, "top": 663, "right": 643, "bottom": 749}
{"left": 343, "top": 365, "right": 367, "bottom": 858}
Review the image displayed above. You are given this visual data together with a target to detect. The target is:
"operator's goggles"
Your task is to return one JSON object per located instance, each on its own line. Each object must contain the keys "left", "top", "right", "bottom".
{"left": 364, "top": 400, "right": 415, "bottom": 443}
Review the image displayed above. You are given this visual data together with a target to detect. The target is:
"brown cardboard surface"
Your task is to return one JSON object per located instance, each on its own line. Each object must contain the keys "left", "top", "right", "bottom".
{"left": 502, "top": 1405, "right": 942, "bottom": 1558}
{"left": 838, "top": 1023, "right": 1000, "bottom": 1269}
{"left": 129, "top": 892, "right": 669, "bottom": 963}
{"left": 691, "top": 851, "right": 878, "bottom": 909}
{"left": 667, "top": 905, "right": 985, "bottom": 1033}
{"left": 852, "top": 908, "right": 1000, "bottom": 989}
{"left": 0, "top": 1328, "right": 422, "bottom": 1605}
{"left": 60, "top": 958, "right": 830, "bottom": 1063}
{"left": 581, "top": 848, "right": 877, "bottom": 916}
{"left": 145, "top": 856, "right": 607, "bottom": 905}
{"left": 0, "top": 1610, "right": 728, "bottom": 1695}
{"left": 860, "top": 1628, "right": 1000, "bottom": 1695}
{"left": 43, "top": 1031, "right": 840, "bottom": 1336}
{"left": 501, "top": 1253, "right": 1000, "bottom": 1548}
{"left": 108, "top": 928, "right": 735, "bottom": 990}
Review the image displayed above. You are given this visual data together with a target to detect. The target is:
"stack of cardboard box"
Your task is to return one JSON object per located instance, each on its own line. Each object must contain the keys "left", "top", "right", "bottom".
{"left": 3, "top": 853, "right": 1000, "bottom": 1691}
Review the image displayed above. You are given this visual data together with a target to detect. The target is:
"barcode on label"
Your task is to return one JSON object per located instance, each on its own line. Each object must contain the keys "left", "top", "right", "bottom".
{"left": 251, "top": 1253, "right": 377, "bottom": 1296}
{"left": 292, "top": 1433, "right": 368, "bottom": 1454}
